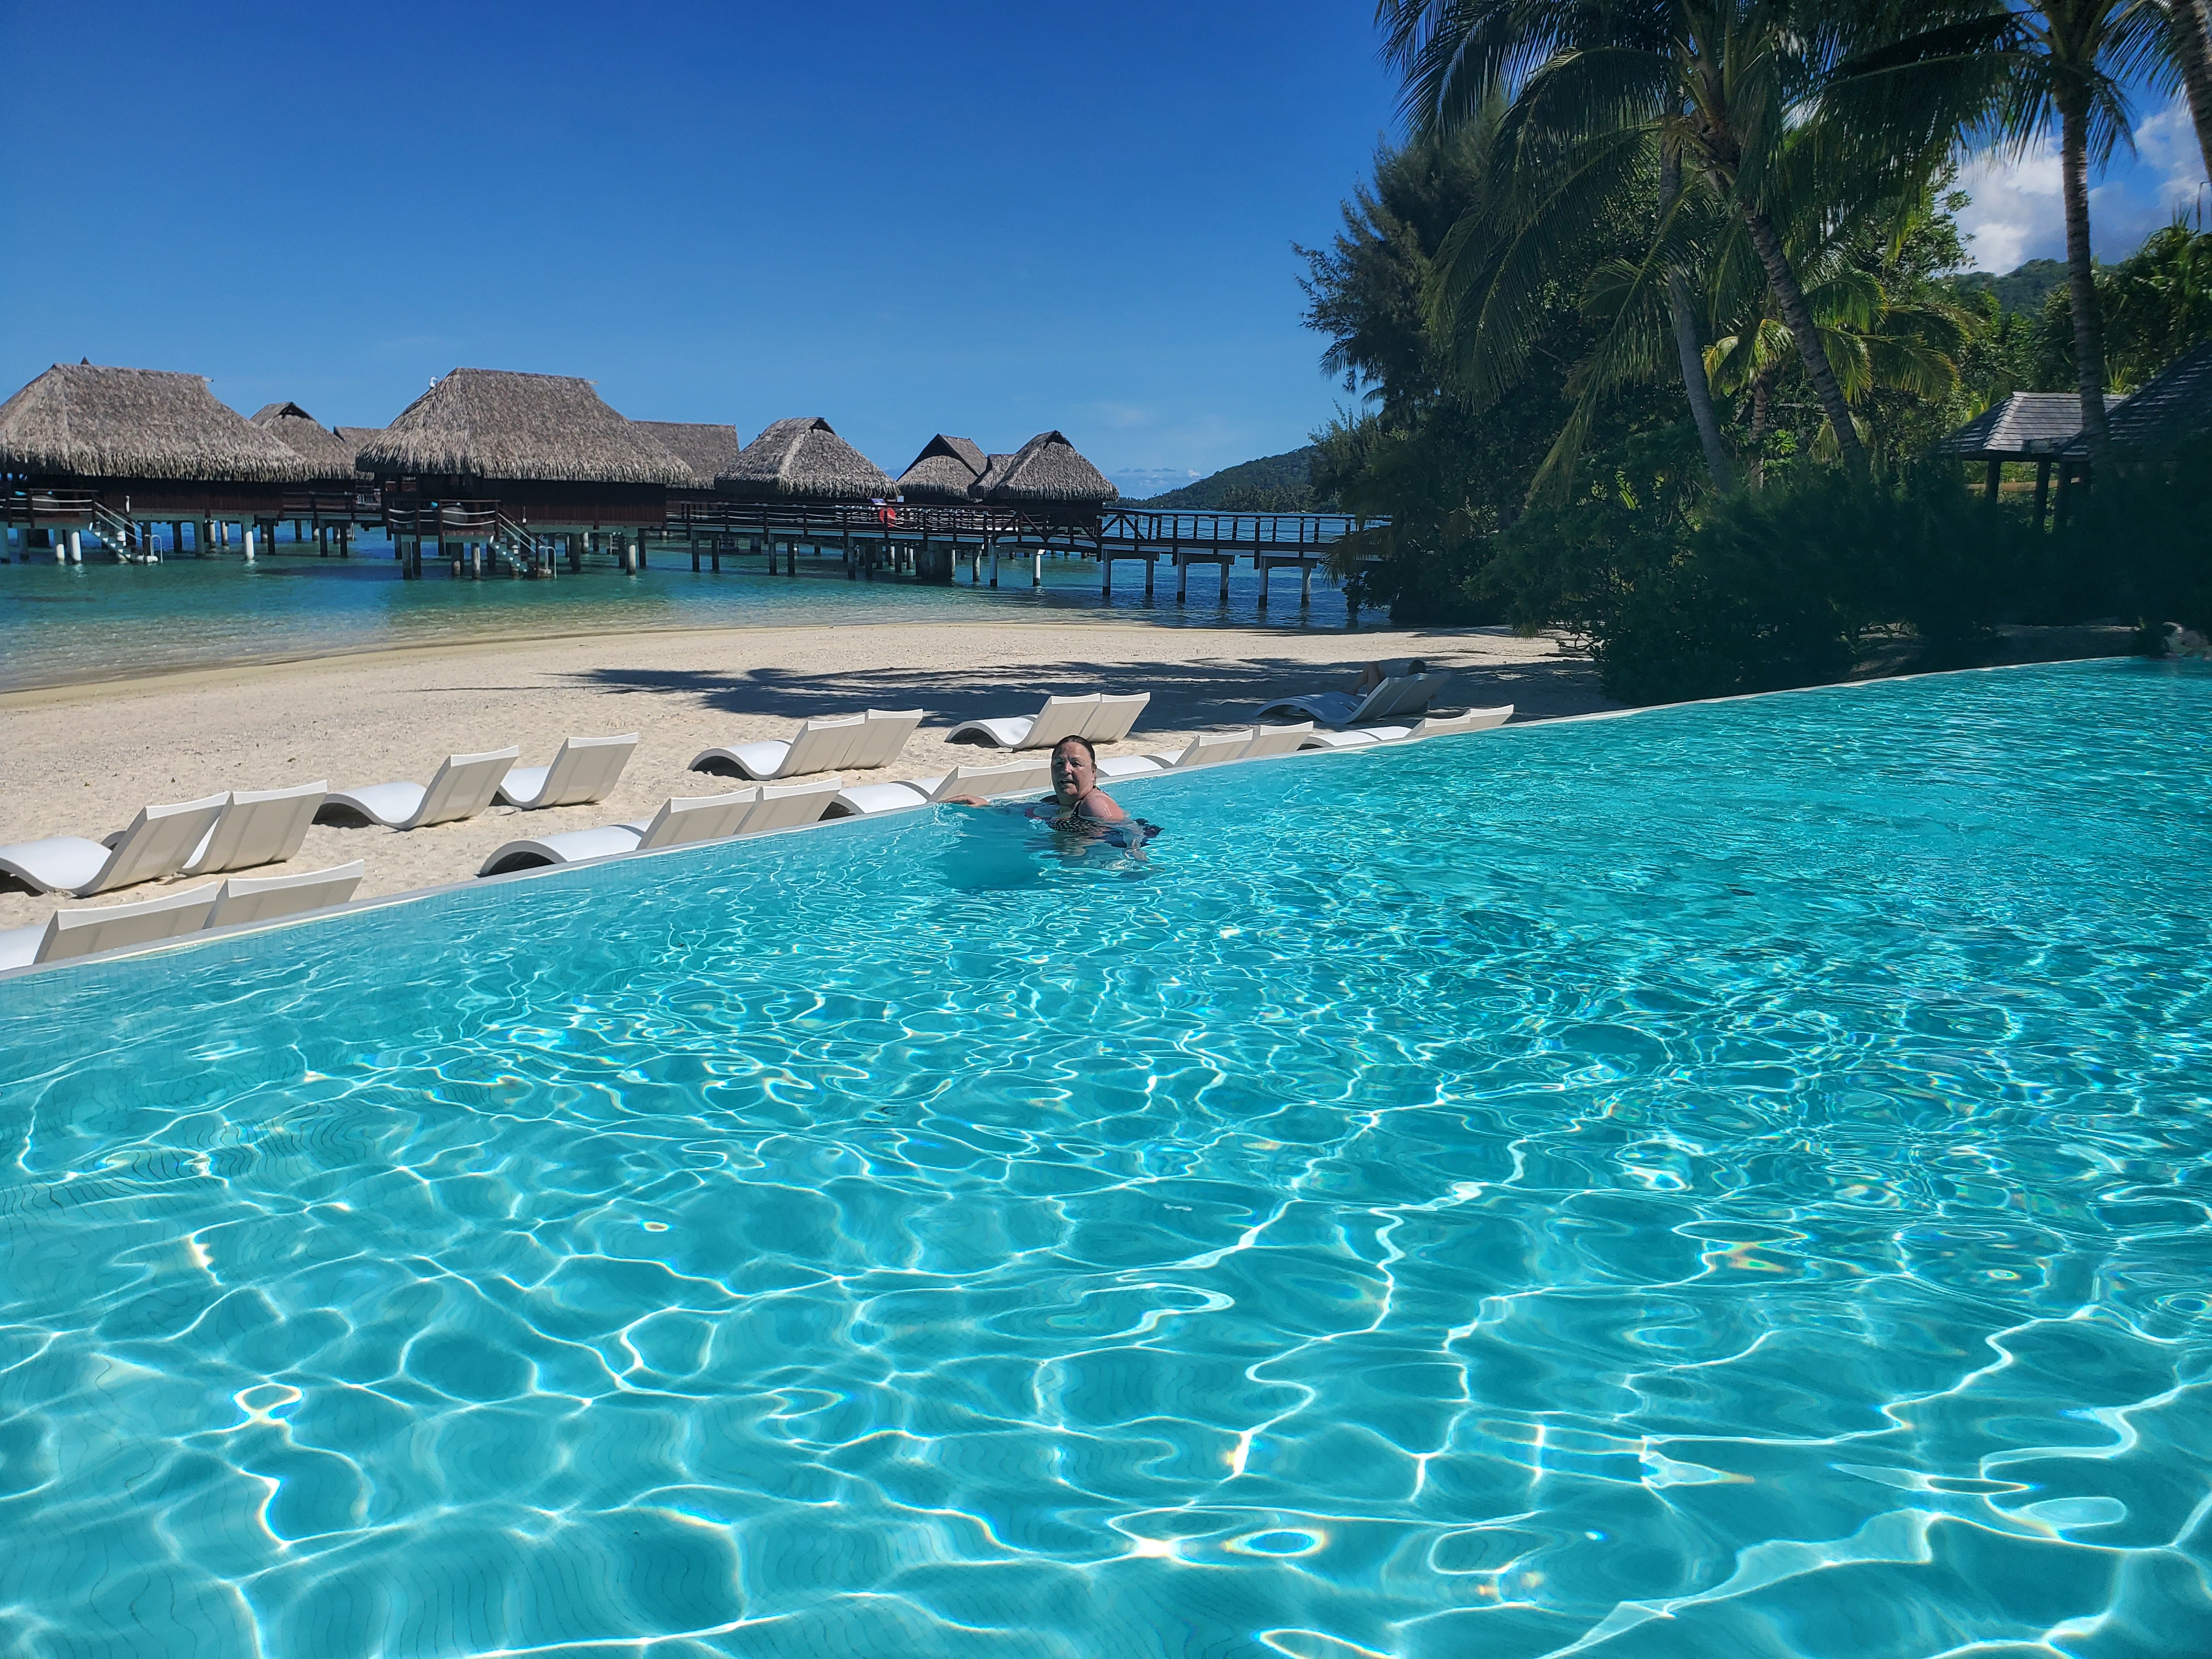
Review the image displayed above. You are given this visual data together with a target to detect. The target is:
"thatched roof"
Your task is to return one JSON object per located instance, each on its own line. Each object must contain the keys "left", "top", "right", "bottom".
{"left": 0, "top": 363, "right": 317, "bottom": 483}
{"left": 631, "top": 420, "right": 743, "bottom": 489}
{"left": 969, "top": 430, "right": 1117, "bottom": 503}
{"left": 1936, "top": 392, "right": 2119, "bottom": 459}
{"left": 2062, "top": 340, "right": 2212, "bottom": 460}
{"left": 251, "top": 401, "right": 365, "bottom": 481}
{"left": 716, "top": 417, "right": 892, "bottom": 500}
{"left": 895, "top": 434, "right": 986, "bottom": 502}
{"left": 356, "top": 368, "right": 690, "bottom": 484}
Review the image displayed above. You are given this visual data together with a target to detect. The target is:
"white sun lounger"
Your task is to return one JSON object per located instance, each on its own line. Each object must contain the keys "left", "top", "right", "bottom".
{"left": 495, "top": 733, "right": 639, "bottom": 809}
{"left": 478, "top": 775, "right": 845, "bottom": 877}
{"left": 946, "top": 692, "right": 1151, "bottom": 749}
{"left": 1086, "top": 694, "right": 1150, "bottom": 742}
{"left": 206, "top": 861, "right": 367, "bottom": 928}
{"left": 946, "top": 694, "right": 1097, "bottom": 750}
{"left": 0, "top": 793, "right": 229, "bottom": 896}
{"left": 1098, "top": 729, "right": 1254, "bottom": 778}
{"left": 1097, "top": 722, "right": 1317, "bottom": 779}
{"left": 478, "top": 787, "right": 764, "bottom": 876}
{"left": 318, "top": 747, "right": 520, "bottom": 830}
{"left": 690, "top": 708, "right": 922, "bottom": 780}
{"left": 1257, "top": 672, "right": 1454, "bottom": 730}
{"left": 181, "top": 780, "right": 328, "bottom": 874}
{"left": 0, "top": 880, "right": 223, "bottom": 970}
{"left": 1235, "top": 723, "right": 1316, "bottom": 760}
{"left": 742, "top": 776, "right": 845, "bottom": 831}
{"left": 827, "top": 757, "right": 1054, "bottom": 817}
{"left": 1299, "top": 704, "right": 1514, "bottom": 749}
{"left": 0, "top": 858, "right": 369, "bottom": 972}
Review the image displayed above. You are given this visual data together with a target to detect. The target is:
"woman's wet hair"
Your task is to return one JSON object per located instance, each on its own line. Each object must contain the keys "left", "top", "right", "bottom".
{"left": 1053, "top": 735, "right": 1099, "bottom": 765}
{"left": 1407, "top": 658, "right": 1428, "bottom": 674}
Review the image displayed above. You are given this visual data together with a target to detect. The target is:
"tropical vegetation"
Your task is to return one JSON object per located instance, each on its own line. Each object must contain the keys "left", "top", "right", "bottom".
{"left": 1299, "top": 0, "right": 2212, "bottom": 700}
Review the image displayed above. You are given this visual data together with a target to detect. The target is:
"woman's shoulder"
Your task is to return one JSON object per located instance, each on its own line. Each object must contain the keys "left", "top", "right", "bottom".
{"left": 1079, "top": 787, "right": 1128, "bottom": 821}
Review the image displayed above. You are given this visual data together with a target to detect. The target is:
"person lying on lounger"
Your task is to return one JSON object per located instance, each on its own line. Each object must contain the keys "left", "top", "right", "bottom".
{"left": 951, "top": 735, "right": 1150, "bottom": 847}
{"left": 1353, "top": 656, "right": 1427, "bottom": 693}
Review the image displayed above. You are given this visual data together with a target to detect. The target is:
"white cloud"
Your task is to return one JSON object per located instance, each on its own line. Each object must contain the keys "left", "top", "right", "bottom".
{"left": 1954, "top": 98, "right": 2211, "bottom": 272}
{"left": 2106, "top": 101, "right": 2212, "bottom": 243}
{"left": 1955, "top": 138, "right": 2062, "bottom": 271}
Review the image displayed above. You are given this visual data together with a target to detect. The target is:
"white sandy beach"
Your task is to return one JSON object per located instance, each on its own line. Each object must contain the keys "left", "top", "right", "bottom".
{"left": 0, "top": 618, "right": 1613, "bottom": 932}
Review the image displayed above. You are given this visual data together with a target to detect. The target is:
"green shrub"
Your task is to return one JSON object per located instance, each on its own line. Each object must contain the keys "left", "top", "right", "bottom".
{"left": 2061, "top": 439, "right": 2212, "bottom": 637}
{"left": 1495, "top": 459, "right": 2036, "bottom": 704}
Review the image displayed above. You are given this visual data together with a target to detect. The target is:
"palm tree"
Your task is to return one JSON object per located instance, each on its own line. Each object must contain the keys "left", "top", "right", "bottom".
{"left": 1993, "top": 0, "right": 2168, "bottom": 469}
{"left": 1383, "top": 0, "right": 1889, "bottom": 477}
{"left": 1705, "top": 246, "right": 1977, "bottom": 472}
{"left": 2157, "top": 0, "right": 2212, "bottom": 182}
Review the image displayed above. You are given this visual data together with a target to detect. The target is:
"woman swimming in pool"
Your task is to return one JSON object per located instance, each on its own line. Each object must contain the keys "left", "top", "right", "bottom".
{"left": 951, "top": 734, "right": 1151, "bottom": 847}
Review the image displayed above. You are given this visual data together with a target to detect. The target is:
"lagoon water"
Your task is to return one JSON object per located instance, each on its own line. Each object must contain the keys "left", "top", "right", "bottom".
{"left": 2, "top": 661, "right": 2209, "bottom": 1657}
{"left": 0, "top": 538, "right": 1356, "bottom": 691}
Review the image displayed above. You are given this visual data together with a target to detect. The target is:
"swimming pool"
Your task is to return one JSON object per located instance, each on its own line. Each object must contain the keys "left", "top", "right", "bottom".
{"left": 3, "top": 659, "right": 2208, "bottom": 1657}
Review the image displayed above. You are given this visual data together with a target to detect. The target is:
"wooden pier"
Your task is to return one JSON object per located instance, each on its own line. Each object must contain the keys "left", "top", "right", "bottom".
{"left": 9, "top": 479, "right": 1383, "bottom": 608}
{"left": 654, "top": 501, "right": 1378, "bottom": 607}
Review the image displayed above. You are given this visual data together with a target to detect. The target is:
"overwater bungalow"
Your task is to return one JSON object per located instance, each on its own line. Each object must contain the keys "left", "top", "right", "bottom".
{"left": 0, "top": 362, "right": 315, "bottom": 560}
{"left": 895, "top": 435, "right": 986, "bottom": 503}
{"left": 252, "top": 402, "right": 362, "bottom": 483}
{"left": 968, "top": 430, "right": 1116, "bottom": 523}
{"left": 631, "top": 420, "right": 743, "bottom": 500}
{"left": 358, "top": 369, "right": 691, "bottom": 573}
{"left": 334, "top": 426, "right": 381, "bottom": 463}
{"left": 717, "top": 417, "right": 892, "bottom": 501}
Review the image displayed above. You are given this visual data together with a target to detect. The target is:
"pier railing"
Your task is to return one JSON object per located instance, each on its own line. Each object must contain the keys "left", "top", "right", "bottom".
{"left": 382, "top": 499, "right": 504, "bottom": 538}
{"left": 2, "top": 488, "right": 99, "bottom": 526}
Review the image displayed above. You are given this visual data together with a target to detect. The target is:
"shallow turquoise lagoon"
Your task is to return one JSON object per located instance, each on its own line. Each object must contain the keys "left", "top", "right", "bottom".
{"left": 3, "top": 660, "right": 2210, "bottom": 1658}
{"left": 0, "top": 540, "right": 1351, "bottom": 691}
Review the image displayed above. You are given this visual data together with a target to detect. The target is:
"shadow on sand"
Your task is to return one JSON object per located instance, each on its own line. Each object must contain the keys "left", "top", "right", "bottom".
{"left": 558, "top": 642, "right": 1614, "bottom": 731}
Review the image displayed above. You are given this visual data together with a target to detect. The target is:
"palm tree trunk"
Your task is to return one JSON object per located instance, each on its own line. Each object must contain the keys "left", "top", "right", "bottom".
{"left": 2170, "top": 0, "right": 2212, "bottom": 185}
{"left": 1748, "top": 368, "right": 1778, "bottom": 486}
{"left": 2058, "top": 86, "right": 2113, "bottom": 469}
{"left": 1661, "top": 147, "right": 1736, "bottom": 492}
{"left": 1739, "top": 202, "right": 1870, "bottom": 477}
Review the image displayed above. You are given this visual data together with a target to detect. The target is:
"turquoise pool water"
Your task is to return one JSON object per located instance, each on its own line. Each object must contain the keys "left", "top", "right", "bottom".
{"left": 3, "top": 660, "right": 2209, "bottom": 1658}
{"left": 0, "top": 539, "right": 1353, "bottom": 691}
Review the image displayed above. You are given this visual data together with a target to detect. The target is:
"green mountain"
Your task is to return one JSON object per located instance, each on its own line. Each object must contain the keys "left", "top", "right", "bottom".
{"left": 1947, "top": 258, "right": 2068, "bottom": 317}
{"left": 1142, "top": 445, "right": 1329, "bottom": 510}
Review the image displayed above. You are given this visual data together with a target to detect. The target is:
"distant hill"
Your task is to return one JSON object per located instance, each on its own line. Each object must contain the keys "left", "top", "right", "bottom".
{"left": 1142, "top": 445, "right": 1328, "bottom": 510}
{"left": 1947, "top": 258, "right": 2067, "bottom": 316}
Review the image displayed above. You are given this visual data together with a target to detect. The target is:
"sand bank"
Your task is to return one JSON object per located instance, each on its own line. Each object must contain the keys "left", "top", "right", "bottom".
{"left": 0, "top": 619, "right": 1612, "bottom": 930}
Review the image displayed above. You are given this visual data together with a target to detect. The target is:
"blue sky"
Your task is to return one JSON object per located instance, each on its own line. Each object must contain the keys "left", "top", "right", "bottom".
{"left": 2, "top": 3, "right": 2203, "bottom": 495}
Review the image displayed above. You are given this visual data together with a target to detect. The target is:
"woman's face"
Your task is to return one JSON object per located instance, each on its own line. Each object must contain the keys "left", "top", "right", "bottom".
{"left": 1050, "top": 743, "right": 1096, "bottom": 800}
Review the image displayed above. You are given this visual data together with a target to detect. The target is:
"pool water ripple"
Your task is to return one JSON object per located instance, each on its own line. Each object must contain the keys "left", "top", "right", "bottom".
{"left": 3, "top": 659, "right": 2210, "bottom": 1657}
